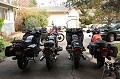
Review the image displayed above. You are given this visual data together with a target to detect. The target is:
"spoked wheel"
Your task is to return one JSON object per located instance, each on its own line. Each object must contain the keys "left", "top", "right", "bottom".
{"left": 46, "top": 56, "right": 53, "bottom": 70}
{"left": 97, "top": 57, "right": 105, "bottom": 68}
{"left": 57, "top": 34, "right": 64, "bottom": 42}
{"left": 74, "top": 55, "right": 80, "bottom": 69}
{"left": 114, "top": 69, "right": 120, "bottom": 79}
{"left": 17, "top": 56, "right": 28, "bottom": 69}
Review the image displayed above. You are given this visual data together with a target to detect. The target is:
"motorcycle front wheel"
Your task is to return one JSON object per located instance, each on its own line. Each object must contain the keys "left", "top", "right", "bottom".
{"left": 57, "top": 34, "right": 64, "bottom": 42}
{"left": 17, "top": 56, "right": 28, "bottom": 69}
{"left": 97, "top": 57, "right": 105, "bottom": 68}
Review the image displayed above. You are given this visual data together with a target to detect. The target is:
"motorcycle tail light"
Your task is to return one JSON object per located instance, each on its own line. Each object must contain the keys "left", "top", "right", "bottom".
{"left": 97, "top": 49, "right": 100, "bottom": 52}
{"left": 103, "top": 48, "right": 108, "bottom": 52}
{"left": 74, "top": 48, "right": 81, "bottom": 51}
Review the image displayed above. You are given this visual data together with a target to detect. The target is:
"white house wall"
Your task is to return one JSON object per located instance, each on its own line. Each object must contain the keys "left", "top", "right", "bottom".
{"left": 48, "top": 13, "right": 68, "bottom": 27}
{"left": 1, "top": 8, "right": 15, "bottom": 35}
{"left": 67, "top": 9, "right": 80, "bottom": 28}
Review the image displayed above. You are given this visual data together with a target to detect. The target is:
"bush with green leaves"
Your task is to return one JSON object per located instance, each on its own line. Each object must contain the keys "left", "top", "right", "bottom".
{"left": 0, "top": 17, "right": 4, "bottom": 32}
{"left": 0, "top": 36, "right": 5, "bottom": 61}
{"left": 15, "top": 9, "right": 49, "bottom": 31}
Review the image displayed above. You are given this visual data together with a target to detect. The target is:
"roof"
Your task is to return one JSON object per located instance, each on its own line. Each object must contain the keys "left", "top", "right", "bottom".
{"left": 39, "top": 6, "right": 69, "bottom": 12}
{"left": 0, "top": 1, "right": 17, "bottom": 9}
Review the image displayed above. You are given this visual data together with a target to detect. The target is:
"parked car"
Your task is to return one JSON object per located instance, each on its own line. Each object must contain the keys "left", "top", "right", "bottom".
{"left": 99, "top": 23, "right": 120, "bottom": 42}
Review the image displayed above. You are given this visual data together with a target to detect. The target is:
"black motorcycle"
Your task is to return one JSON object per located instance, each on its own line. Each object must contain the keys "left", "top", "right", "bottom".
{"left": 5, "top": 28, "right": 41, "bottom": 69}
{"left": 66, "top": 28, "right": 86, "bottom": 68}
{"left": 101, "top": 58, "right": 120, "bottom": 79}
{"left": 87, "top": 29, "right": 118, "bottom": 68}
{"left": 40, "top": 32, "right": 63, "bottom": 70}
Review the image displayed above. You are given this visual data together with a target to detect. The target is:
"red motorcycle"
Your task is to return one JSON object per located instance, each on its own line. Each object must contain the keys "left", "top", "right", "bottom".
{"left": 87, "top": 29, "right": 118, "bottom": 68}
{"left": 49, "top": 26, "right": 65, "bottom": 42}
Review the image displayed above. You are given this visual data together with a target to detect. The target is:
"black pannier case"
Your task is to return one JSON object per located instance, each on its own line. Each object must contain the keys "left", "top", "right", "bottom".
{"left": 5, "top": 45, "right": 15, "bottom": 57}
{"left": 108, "top": 44, "right": 118, "bottom": 57}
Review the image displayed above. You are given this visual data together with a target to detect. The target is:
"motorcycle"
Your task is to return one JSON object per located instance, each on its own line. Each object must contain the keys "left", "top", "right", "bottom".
{"left": 66, "top": 28, "right": 86, "bottom": 68}
{"left": 101, "top": 58, "right": 120, "bottom": 79}
{"left": 87, "top": 28, "right": 118, "bottom": 68}
{"left": 49, "top": 26, "right": 65, "bottom": 42}
{"left": 5, "top": 28, "right": 41, "bottom": 69}
{"left": 40, "top": 32, "right": 63, "bottom": 70}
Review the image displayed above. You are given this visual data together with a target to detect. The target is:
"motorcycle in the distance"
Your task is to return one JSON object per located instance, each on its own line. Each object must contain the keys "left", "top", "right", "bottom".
{"left": 49, "top": 26, "right": 65, "bottom": 42}
{"left": 87, "top": 28, "right": 118, "bottom": 68}
{"left": 5, "top": 28, "right": 41, "bottom": 69}
{"left": 66, "top": 28, "right": 86, "bottom": 68}
{"left": 40, "top": 32, "right": 63, "bottom": 70}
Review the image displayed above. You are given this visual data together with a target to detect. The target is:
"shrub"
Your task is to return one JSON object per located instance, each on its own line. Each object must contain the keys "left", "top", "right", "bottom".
{"left": 0, "top": 17, "right": 4, "bottom": 32}
{"left": 0, "top": 36, "right": 5, "bottom": 61}
{"left": 15, "top": 9, "right": 49, "bottom": 31}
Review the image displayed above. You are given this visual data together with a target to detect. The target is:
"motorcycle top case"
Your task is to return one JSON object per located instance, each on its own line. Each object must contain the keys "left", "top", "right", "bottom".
{"left": 108, "top": 44, "right": 118, "bottom": 57}
{"left": 5, "top": 45, "right": 15, "bottom": 57}
{"left": 66, "top": 28, "right": 84, "bottom": 45}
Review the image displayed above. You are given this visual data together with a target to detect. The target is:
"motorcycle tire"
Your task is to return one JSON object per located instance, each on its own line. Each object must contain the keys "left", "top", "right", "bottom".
{"left": 17, "top": 57, "right": 28, "bottom": 69}
{"left": 74, "top": 55, "right": 80, "bottom": 69}
{"left": 97, "top": 57, "right": 105, "bottom": 68}
{"left": 114, "top": 69, "right": 120, "bottom": 79}
{"left": 57, "top": 34, "right": 65, "bottom": 42}
{"left": 46, "top": 57, "right": 53, "bottom": 70}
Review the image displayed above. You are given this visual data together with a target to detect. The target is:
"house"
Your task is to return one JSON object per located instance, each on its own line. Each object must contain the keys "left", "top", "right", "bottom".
{"left": 40, "top": 6, "right": 80, "bottom": 28}
{"left": 0, "top": 1, "right": 17, "bottom": 36}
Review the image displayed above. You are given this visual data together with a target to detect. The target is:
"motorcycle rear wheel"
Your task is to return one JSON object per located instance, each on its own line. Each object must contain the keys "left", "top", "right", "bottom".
{"left": 97, "top": 57, "right": 105, "bottom": 68}
{"left": 17, "top": 56, "right": 28, "bottom": 69}
{"left": 74, "top": 55, "right": 80, "bottom": 69}
{"left": 46, "top": 56, "right": 53, "bottom": 70}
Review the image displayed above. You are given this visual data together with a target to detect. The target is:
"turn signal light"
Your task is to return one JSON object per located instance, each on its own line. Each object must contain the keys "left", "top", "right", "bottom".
{"left": 110, "top": 50, "right": 113, "bottom": 53}
{"left": 97, "top": 49, "right": 100, "bottom": 52}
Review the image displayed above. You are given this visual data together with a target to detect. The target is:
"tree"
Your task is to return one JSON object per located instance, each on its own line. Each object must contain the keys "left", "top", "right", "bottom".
{"left": 29, "top": 0, "right": 37, "bottom": 7}
{"left": 15, "top": 8, "right": 49, "bottom": 31}
{"left": 66, "top": 0, "right": 104, "bottom": 24}
{"left": 100, "top": 0, "right": 120, "bottom": 23}
{"left": 11, "top": 0, "right": 37, "bottom": 7}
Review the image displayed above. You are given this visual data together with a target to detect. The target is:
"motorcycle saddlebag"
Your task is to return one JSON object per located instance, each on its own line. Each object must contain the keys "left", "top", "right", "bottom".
{"left": 5, "top": 45, "right": 15, "bottom": 57}
{"left": 89, "top": 42, "right": 98, "bottom": 55}
{"left": 25, "top": 44, "right": 37, "bottom": 57}
{"left": 108, "top": 44, "right": 118, "bottom": 57}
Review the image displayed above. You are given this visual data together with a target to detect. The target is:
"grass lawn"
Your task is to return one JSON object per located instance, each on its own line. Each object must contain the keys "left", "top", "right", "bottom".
{"left": 114, "top": 43, "right": 120, "bottom": 57}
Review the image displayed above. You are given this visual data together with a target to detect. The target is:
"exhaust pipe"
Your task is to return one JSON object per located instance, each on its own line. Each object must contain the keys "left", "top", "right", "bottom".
{"left": 39, "top": 55, "right": 45, "bottom": 61}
